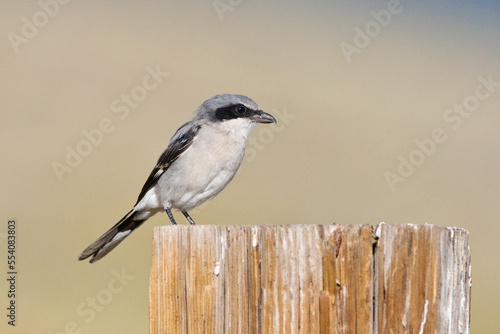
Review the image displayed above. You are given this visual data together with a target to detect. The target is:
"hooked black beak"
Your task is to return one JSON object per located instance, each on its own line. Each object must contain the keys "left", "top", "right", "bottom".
{"left": 250, "top": 110, "right": 277, "bottom": 124}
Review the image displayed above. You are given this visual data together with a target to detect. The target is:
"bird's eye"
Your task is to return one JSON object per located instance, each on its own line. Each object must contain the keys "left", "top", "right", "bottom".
{"left": 235, "top": 105, "right": 247, "bottom": 115}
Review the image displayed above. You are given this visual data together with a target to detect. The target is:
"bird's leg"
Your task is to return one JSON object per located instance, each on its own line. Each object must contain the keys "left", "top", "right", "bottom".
{"left": 182, "top": 211, "right": 196, "bottom": 225}
{"left": 165, "top": 207, "right": 177, "bottom": 225}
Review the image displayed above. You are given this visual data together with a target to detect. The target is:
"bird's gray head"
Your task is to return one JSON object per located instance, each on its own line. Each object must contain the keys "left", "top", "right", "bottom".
{"left": 195, "top": 94, "right": 276, "bottom": 125}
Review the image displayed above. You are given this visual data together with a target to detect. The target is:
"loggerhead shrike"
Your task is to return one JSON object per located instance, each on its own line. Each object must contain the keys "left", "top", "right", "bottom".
{"left": 78, "top": 94, "right": 276, "bottom": 263}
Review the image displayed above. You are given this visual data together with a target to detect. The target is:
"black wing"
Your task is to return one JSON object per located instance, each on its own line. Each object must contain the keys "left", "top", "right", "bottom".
{"left": 135, "top": 123, "right": 201, "bottom": 205}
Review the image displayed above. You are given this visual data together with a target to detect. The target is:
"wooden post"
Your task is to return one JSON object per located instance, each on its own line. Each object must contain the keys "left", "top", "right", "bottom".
{"left": 149, "top": 224, "right": 470, "bottom": 333}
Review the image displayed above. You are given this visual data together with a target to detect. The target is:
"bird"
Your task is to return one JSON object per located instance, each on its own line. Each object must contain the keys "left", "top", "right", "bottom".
{"left": 78, "top": 94, "right": 276, "bottom": 263}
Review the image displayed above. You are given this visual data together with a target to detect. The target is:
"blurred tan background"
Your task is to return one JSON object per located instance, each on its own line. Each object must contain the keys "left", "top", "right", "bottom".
{"left": 1, "top": 1, "right": 499, "bottom": 332}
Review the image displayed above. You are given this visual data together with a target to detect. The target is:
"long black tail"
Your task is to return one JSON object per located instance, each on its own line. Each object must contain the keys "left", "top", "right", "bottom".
{"left": 78, "top": 210, "right": 152, "bottom": 263}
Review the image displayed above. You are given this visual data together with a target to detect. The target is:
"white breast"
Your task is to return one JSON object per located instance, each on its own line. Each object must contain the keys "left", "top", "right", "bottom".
{"left": 155, "top": 119, "right": 253, "bottom": 211}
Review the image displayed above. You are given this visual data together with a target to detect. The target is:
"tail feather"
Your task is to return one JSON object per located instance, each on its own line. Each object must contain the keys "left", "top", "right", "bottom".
{"left": 78, "top": 210, "right": 150, "bottom": 263}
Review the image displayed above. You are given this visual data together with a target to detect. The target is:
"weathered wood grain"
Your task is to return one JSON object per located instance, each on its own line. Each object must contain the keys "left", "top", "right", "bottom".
{"left": 374, "top": 223, "right": 471, "bottom": 334}
{"left": 149, "top": 224, "right": 470, "bottom": 333}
